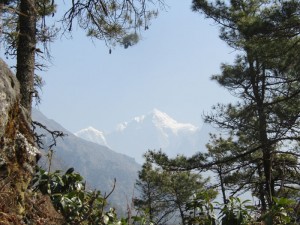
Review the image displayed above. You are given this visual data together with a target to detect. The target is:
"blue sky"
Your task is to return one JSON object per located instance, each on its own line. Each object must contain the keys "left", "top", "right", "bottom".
{"left": 35, "top": 0, "right": 236, "bottom": 133}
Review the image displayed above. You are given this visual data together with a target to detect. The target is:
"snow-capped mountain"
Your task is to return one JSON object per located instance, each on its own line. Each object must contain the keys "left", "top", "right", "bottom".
{"left": 32, "top": 109, "right": 140, "bottom": 214}
{"left": 108, "top": 109, "right": 202, "bottom": 163}
{"left": 116, "top": 109, "right": 198, "bottom": 134}
{"left": 76, "top": 109, "right": 211, "bottom": 164}
{"left": 74, "top": 126, "right": 109, "bottom": 147}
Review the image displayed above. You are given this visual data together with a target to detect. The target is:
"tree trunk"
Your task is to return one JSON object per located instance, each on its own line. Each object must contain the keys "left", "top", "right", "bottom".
{"left": 16, "top": 0, "right": 36, "bottom": 116}
{"left": 257, "top": 163, "right": 267, "bottom": 211}
{"left": 248, "top": 56, "right": 274, "bottom": 208}
{"left": 178, "top": 203, "right": 186, "bottom": 225}
{"left": 218, "top": 166, "right": 227, "bottom": 205}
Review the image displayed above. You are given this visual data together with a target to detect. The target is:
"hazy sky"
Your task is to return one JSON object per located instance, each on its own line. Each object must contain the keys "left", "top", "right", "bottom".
{"left": 34, "top": 0, "right": 236, "bottom": 133}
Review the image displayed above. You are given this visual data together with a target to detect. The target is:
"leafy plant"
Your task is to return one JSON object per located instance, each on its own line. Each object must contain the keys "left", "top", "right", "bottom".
{"left": 218, "top": 197, "right": 256, "bottom": 225}
{"left": 31, "top": 166, "right": 150, "bottom": 224}
{"left": 31, "top": 167, "right": 111, "bottom": 224}
{"left": 185, "top": 191, "right": 217, "bottom": 225}
{"left": 262, "top": 197, "right": 298, "bottom": 225}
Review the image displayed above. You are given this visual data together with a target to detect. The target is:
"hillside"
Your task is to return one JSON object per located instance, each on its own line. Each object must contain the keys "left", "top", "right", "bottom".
{"left": 32, "top": 109, "right": 141, "bottom": 213}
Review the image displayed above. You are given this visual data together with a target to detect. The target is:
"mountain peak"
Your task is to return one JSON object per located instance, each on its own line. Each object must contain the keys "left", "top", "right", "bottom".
{"left": 150, "top": 109, "right": 178, "bottom": 127}
{"left": 74, "top": 109, "right": 202, "bottom": 164}
{"left": 75, "top": 126, "right": 108, "bottom": 147}
{"left": 152, "top": 108, "right": 165, "bottom": 115}
{"left": 116, "top": 109, "right": 199, "bottom": 134}
{"left": 151, "top": 108, "right": 172, "bottom": 120}
{"left": 149, "top": 108, "right": 198, "bottom": 133}
{"left": 108, "top": 109, "right": 201, "bottom": 163}
{"left": 85, "top": 126, "right": 101, "bottom": 133}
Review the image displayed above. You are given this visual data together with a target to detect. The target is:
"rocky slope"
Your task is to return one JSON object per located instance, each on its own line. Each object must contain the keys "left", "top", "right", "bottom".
{"left": 0, "top": 59, "right": 63, "bottom": 224}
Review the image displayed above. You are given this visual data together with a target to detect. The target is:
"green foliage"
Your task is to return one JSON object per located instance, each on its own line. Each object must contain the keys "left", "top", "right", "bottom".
{"left": 67, "top": 0, "right": 162, "bottom": 48}
{"left": 1, "top": 0, "right": 164, "bottom": 56}
{"left": 134, "top": 161, "right": 177, "bottom": 224}
{"left": 218, "top": 197, "right": 256, "bottom": 225}
{"left": 121, "top": 33, "right": 140, "bottom": 49}
{"left": 1, "top": 0, "right": 58, "bottom": 58}
{"left": 190, "top": 0, "right": 300, "bottom": 211}
{"left": 135, "top": 161, "right": 300, "bottom": 225}
{"left": 134, "top": 158, "right": 217, "bottom": 225}
{"left": 262, "top": 197, "right": 299, "bottom": 225}
{"left": 184, "top": 192, "right": 217, "bottom": 225}
{"left": 32, "top": 167, "right": 101, "bottom": 223}
{"left": 32, "top": 167, "right": 146, "bottom": 224}
{"left": 141, "top": 2, "right": 300, "bottom": 223}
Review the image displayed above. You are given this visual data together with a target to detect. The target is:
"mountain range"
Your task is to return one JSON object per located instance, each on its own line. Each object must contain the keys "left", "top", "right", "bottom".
{"left": 32, "top": 108, "right": 214, "bottom": 214}
{"left": 75, "top": 109, "right": 213, "bottom": 163}
{"left": 32, "top": 109, "right": 140, "bottom": 214}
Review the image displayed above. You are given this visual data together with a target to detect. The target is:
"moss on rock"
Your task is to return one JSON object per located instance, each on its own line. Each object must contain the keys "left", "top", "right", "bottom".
{"left": 0, "top": 58, "right": 64, "bottom": 223}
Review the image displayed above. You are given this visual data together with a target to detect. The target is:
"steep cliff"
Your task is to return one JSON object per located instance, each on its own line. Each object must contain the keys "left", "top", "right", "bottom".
{"left": 0, "top": 59, "right": 63, "bottom": 224}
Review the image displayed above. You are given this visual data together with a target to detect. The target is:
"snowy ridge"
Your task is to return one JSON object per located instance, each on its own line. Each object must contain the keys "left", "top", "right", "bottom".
{"left": 116, "top": 108, "right": 198, "bottom": 134}
{"left": 75, "top": 126, "right": 109, "bottom": 147}
{"left": 75, "top": 109, "right": 205, "bottom": 164}
{"left": 151, "top": 108, "right": 198, "bottom": 133}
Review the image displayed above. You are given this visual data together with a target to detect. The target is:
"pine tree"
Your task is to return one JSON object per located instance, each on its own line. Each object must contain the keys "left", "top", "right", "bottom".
{"left": 135, "top": 157, "right": 217, "bottom": 225}
{"left": 147, "top": 0, "right": 300, "bottom": 214}
{"left": 194, "top": 0, "right": 300, "bottom": 210}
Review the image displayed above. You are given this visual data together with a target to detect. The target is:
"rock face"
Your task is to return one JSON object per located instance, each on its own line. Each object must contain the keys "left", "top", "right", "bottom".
{"left": 0, "top": 59, "right": 41, "bottom": 220}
